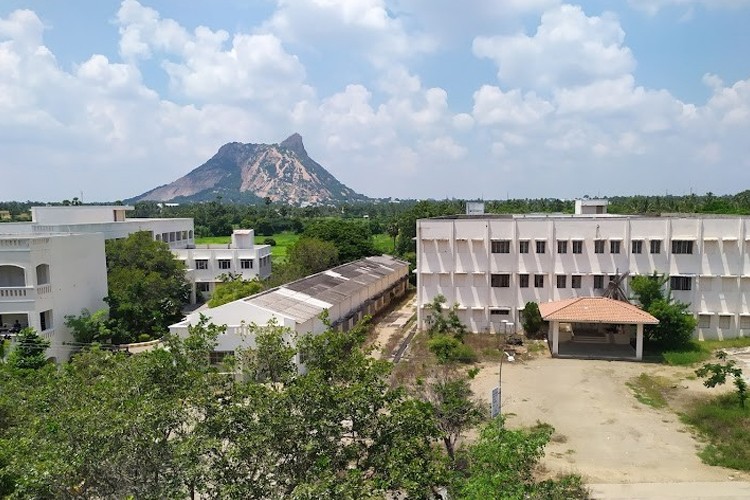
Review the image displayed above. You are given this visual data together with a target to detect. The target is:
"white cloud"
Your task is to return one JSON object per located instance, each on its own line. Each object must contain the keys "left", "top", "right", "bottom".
{"left": 472, "top": 85, "right": 553, "bottom": 126}
{"left": 473, "top": 4, "right": 634, "bottom": 92}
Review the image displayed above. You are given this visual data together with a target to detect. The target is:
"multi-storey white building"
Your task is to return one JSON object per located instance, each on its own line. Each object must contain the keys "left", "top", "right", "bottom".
{"left": 170, "top": 255, "right": 409, "bottom": 368}
{"left": 417, "top": 201, "right": 750, "bottom": 340}
{"left": 0, "top": 233, "right": 108, "bottom": 361}
{"left": 173, "top": 229, "right": 272, "bottom": 302}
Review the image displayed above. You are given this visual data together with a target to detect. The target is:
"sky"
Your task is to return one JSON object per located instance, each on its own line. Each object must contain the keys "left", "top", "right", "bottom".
{"left": 1, "top": 0, "right": 749, "bottom": 202}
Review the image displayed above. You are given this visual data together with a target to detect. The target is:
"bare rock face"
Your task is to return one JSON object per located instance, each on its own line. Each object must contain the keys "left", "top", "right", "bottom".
{"left": 131, "top": 134, "right": 368, "bottom": 205}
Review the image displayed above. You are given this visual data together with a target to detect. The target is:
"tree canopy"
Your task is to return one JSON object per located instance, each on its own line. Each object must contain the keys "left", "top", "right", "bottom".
{"left": 630, "top": 273, "right": 697, "bottom": 349}
{"left": 104, "top": 231, "right": 190, "bottom": 342}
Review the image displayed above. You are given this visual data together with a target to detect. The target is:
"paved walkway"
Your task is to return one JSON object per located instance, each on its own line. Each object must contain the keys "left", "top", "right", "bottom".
{"left": 589, "top": 481, "right": 750, "bottom": 499}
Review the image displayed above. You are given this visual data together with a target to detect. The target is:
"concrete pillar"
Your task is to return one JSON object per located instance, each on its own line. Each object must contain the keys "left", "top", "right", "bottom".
{"left": 636, "top": 323, "right": 644, "bottom": 361}
{"left": 551, "top": 321, "right": 559, "bottom": 355}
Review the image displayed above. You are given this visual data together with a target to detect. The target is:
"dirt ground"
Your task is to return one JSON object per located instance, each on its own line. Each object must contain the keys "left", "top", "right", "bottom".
{"left": 470, "top": 353, "right": 750, "bottom": 484}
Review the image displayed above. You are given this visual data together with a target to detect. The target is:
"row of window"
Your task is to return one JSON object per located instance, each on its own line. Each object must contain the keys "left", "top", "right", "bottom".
{"left": 155, "top": 230, "right": 194, "bottom": 244}
{"left": 194, "top": 258, "right": 255, "bottom": 270}
{"left": 489, "top": 273, "right": 693, "bottom": 291}
{"left": 698, "top": 314, "right": 750, "bottom": 329}
{"left": 490, "top": 239, "right": 694, "bottom": 255}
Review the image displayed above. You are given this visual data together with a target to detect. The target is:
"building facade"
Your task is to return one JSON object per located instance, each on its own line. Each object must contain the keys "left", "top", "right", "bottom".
{"left": 170, "top": 255, "right": 410, "bottom": 368}
{"left": 173, "top": 229, "right": 272, "bottom": 301}
{"left": 0, "top": 233, "right": 108, "bottom": 361}
{"left": 417, "top": 203, "right": 750, "bottom": 340}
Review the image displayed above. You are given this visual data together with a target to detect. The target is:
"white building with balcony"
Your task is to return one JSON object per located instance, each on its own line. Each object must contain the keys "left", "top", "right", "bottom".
{"left": 169, "top": 255, "right": 409, "bottom": 368}
{"left": 416, "top": 201, "right": 750, "bottom": 341}
{"left": 0, "top": 233, "right": 108, "bottom": 361}
{"left": 173, "top": 230, "right": 272, "bottom": 302}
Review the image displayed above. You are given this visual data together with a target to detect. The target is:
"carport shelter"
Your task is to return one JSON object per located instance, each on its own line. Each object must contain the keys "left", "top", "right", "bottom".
{"left": 539, "top": 297, "right": 659, "bottom": 361}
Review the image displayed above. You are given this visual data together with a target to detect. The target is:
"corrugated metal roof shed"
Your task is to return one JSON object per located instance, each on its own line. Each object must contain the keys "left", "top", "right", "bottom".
{"left": 243, "top": 255, "right": 408, "bottom": 324}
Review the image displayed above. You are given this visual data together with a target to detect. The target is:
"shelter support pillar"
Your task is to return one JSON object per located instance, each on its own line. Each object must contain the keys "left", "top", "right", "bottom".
{"left": 636, "top": 324, "right": 644, "bottom": 361}
{"left": 551, "top": 321, "right": 559, "bottom": 355}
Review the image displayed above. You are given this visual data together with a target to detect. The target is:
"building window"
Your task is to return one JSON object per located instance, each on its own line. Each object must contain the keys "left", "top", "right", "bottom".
{"left": 519, "top": 274, "right": 529, "bottom": 288}
{"left": 670, "top": 276, "right": 692, "bottom": 291}
{"left": 240, "top": 259, "right": 253, "bottom": 269}
{"left": 197, "top": 282, "right": 210, "bottom": 293}
{"left": 740, "top": 316, "right": 750, "bottom": 329}
{"left": 218, "top": 259, "right": 232, "bottom": 270}
{"left": 490, "top": 308, "right": 510, "bottom": 318}
{"left": 572, "top": 240, "right": 583, "bottom": 254}
{"left": 650, "top": 240, "right": 661, "bottom": 254}
{"left": 36, "top": 264, "right": 50, "bottom": 285}
{"left": 519, "top": 241, "right": 529, "bottom": 254}
{"left": 556, "top": 275, "right": 566, "bottom": 289}
{"left": 632, "top": 240, "right": 643, "bottom": 254}
{"left": 672, "top": 240, "right": 694, "bottom": 254}
{"left": 557, "top": 240, "right": 568, "bottom": 253}
{"left": 534, "top": 274, "right": 544, "bottom": 288}
{"left": 610, "top": 240, "right": 621, "bottom": 254}
{"left": 491, "top": 274, "right": 510, "bottom": 288}
{"left": 195, "top": 259, "right": 208, "bottom": 270}
{"left": 39, "top": 310, "right": 52, "bottom": 331}
{"left": 571, "top": 275, "right": 582, "bottom": 289}
{"left": 594, "top": 275, "right": 606, "bottom": 289}
{"left": 594, "top": 240, "right": 605, "bottom": 254}
{"left": 169, "top": 232, "right": 176, "bottom": 242}
{"left": 536, "top": 241, "right": 546, "bottom": 254}
{"left": 491, "top": 240, "right": 510, "bottom": 253}
{"left": 698, "top": 314, "right": 711, "bottom": 328}
{"left": 719, "top": 315, "right": 731, "bottom": 330}
{"left": 209, "top": 350, "right": 234, "bottom": 365}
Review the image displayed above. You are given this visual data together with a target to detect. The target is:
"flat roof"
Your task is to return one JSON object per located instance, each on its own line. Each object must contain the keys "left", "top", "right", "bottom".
{"left": 539, "top": 297, "right": 658, "bottom": 325}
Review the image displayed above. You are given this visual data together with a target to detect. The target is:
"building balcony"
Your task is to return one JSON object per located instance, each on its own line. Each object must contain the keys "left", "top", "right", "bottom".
{"left": 0, "top": 286, "right": 34, "bottom": 299}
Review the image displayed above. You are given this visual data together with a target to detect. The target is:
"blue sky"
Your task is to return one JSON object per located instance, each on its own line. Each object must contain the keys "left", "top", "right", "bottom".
{"left": 1, "top": 0, "right": 749, "bottom": 202}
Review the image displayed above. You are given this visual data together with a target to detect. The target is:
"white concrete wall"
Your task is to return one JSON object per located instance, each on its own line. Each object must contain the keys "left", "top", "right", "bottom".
{"left": 0, "top": 233, "right": 108, "bottom": 361}
{"left": 417, "top": 215, "right": 750, "bottom": 339}
{"left": 31, "top": 206, "right": 132, "bottom": 224}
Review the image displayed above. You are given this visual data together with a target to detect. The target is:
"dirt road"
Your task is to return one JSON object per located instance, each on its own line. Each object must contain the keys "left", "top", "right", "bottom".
{"left": 470, "top": 354, "right": 749, "bottom": 484}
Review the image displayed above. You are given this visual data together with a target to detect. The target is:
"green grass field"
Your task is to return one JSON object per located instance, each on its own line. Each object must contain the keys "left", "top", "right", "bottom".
{"left": 373, "top": 233, "right": 395, "bottom": 255}
{"left": 646, "top": 336, "right": 750, "bottom": 366}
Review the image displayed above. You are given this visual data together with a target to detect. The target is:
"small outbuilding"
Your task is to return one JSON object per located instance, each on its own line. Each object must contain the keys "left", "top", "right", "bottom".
{"left": 539, "top": 297, "right": 659, "bottom": 361}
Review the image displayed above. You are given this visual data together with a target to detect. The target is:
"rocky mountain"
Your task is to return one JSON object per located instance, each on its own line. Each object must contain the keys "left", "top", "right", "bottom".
{"left": 131, "top": 134, "right": 369, "bottom": 205}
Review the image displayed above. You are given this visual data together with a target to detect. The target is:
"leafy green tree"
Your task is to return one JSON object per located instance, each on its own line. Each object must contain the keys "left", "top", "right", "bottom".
{"left": 6, "top": 328, "right": 50, "bottom": 370}
{"left": 425, "top": 295, "right": 475, "bottom": 363}
{"left": 422, "top": 376, "right": 485, "bottom": 460}
{"left": 454, "top": 418, "right": 589, "bottom": 499}
{"left": 64, "top": 308, "right": 113, "bottom": 344}
{"left": 302, "top": 218, "right": 376, "bottom": 262}
{"left": 631, "top": 273, "right": 697, "bottom": 349}
{"left": 237, "top": 318, "right": 297, "bottom": 383}
{"left": 696, "top": 351, "right": 748, "bottom": 408}
{"left": 522, "top": 301, "right": 544, "bottom": 338}
{"left": 286, "top": 237, "right": 339, "bottom": 275}
{"left": 208, "top": 274, "right": 264, "bottom": 307}
{"left": 104, "top": 231, "right": 190, "bottom": 342}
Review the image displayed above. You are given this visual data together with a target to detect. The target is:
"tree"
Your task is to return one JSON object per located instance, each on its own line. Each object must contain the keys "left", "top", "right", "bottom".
{"left": 424, "top": 295, "right": 476, "bottom": 364}
{"left": 104, "top": 231, "right": 190, "bottom": 342}
{"left": 421, "top": 375, "right": 485, "bottom": 461}
{"left": 302, "top": 218, "right": 376, "bottom": 263}
{"left": 696, "top": 351, "right": 748, "bottom": 408}
{"left": 237, "top": 318, "right": 297, "bottom": 383}
{"left": 208, "top": 274, "right": 264, "bottom": 308}
{"left": 6, "top": 328, "right": 50, "bottom": 370}
{"left": 64, "top": 308, "right": 113, "bottom": 344}
{"left": 631, "top": 273, "right": 697, "bottom": 349}
{"left": 285, "top": 237, "right": 339, "bottom": 276}
{"left": 522, "top": 301, "right": 544, "bottom": 338}
{"left": 386, "top": 221, "right": 399, "bottom": 253}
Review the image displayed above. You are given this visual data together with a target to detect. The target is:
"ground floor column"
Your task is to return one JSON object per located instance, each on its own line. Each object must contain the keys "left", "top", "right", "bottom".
{"left": 636, "top": 323, "right": 644, "bottom": 361}
{"left": 551, "top": 321, "right": 559, "bottom": 355}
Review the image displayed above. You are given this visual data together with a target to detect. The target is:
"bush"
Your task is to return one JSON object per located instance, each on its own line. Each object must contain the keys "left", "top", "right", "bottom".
{"left": 428, "top": 335, "right": 477, "bottom": 364}
{"left": 263, "top": 237, "right": 277, "bottom": 246}
{"left": 522, "top": 301, "right": 544, "bottom": 338}
{"left": 138, "top": 333, "right": 152, "bottom": 343}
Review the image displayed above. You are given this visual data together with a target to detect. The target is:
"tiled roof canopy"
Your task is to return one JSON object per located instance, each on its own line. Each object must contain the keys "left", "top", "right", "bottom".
{"left": 539, "top": 297, "right": 659, "bottom": 325}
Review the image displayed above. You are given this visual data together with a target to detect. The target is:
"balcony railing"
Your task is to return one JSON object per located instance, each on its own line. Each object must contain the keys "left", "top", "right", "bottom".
{"left": 36, "top": 284, "right": 52, "bottom": 295}
{"left": 0, "top": 286, "right": 34, "bottom": 299}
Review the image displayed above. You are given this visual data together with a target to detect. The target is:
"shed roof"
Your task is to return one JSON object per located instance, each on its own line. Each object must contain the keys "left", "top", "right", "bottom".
{"left": 539, "top": 297, "right": 658, "bottom": 324}
{"left": 241, "top": 255, "right": 409, "bottom": 324}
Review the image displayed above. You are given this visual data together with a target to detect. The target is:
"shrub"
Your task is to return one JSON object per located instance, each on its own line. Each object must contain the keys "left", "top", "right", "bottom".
{"left": 428, "top": 335, "right": 477, "bottom": 364}
{"left": 522, "top": 301, "right": 544, "bottom": 338}
{"left": 263, "top": 237, "right": 277, "bottom": 246}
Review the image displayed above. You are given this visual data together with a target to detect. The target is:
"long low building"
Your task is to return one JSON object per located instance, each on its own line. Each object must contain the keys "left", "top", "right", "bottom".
{"left": 170, "top": 255, "right": 409, "bottom": 366}
{"left": 416, "top": 200, "right": 750, "bottom": 340}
